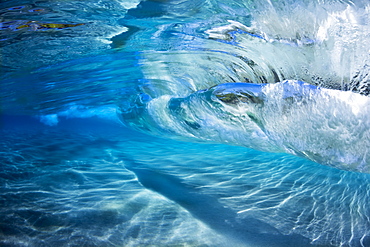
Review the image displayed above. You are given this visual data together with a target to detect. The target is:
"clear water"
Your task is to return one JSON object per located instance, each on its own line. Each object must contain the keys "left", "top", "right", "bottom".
{"left": 1, "top": 0, "right": 370, "bottom": 246}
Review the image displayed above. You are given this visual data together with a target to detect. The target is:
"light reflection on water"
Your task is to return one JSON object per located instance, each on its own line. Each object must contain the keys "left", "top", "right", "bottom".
{"left": 1, "top": 0, "right": 370, "bottom": 246}
{"left": 1, "top": 116, "right": 369, "bottom": 246}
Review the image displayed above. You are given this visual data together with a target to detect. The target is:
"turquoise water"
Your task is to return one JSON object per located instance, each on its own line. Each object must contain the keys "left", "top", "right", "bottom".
{"left": 1, "top": 0, "right": 370, "bottom": 246}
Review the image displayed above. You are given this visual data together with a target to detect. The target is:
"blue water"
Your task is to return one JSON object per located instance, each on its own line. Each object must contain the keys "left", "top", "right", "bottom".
{"left": 1, "top": 0, "right": 370, "bottom": 246}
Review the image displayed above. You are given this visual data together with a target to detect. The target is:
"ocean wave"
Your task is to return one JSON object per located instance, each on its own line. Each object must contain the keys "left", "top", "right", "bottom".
{"left": 1, "top": 0, "right": 369, "bottom": 173}
{"left": 119, "top": 80, "right": 370, "bottom": 173}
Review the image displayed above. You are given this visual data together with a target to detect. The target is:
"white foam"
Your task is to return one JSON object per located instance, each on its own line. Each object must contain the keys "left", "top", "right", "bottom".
{"left": 39, "top": 114, "right": 59, "bottom": 126}
{"left": 39, "top": 104, "right": 119, "bottom": 126}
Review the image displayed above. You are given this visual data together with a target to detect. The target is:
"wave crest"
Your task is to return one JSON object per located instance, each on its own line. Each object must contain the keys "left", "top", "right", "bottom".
{"left": 119, "top": 81, "right": 370, "bottom": 173}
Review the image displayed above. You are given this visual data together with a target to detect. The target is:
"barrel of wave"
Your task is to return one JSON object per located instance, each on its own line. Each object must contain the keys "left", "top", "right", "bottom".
{"left": 119, "top": 80, "right": 370, "bottom": 173}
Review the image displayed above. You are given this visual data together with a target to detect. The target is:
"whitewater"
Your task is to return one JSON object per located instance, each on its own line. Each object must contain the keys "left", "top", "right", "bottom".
{"left": 1, "top": 0, "right": 370, "bottom": 246}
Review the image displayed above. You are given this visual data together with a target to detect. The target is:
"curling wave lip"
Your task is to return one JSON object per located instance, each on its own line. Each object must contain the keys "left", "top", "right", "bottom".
{"left": 119, "top": 80, "right": 370, "bottom": 173}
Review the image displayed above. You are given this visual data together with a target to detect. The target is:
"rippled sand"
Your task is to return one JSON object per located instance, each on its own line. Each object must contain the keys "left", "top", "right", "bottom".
{"left": 1, "top": 116, "right": 369, "bottom": 246}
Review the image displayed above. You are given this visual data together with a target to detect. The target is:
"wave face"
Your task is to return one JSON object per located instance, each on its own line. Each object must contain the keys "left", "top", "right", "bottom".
{"left": 114, "top": 0, "right": 370, "bottom": 172}
{"left": 132, "top": 0, "right": 370, "bottom": 97}
{"left": 120, "top": 81, "right": 370, "bottom": 172}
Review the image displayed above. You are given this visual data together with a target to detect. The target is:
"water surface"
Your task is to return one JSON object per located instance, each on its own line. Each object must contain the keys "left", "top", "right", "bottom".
{"left": 1, "top": 0, "right": 370, "bottom": 246}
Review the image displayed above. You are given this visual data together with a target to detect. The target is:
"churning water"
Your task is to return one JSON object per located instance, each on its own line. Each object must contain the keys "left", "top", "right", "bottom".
{"left": 1, "top": 0, "right": 370, "bottom": 246}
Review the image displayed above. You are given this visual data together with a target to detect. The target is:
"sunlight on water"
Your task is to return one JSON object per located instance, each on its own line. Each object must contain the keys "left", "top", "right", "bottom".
{"left": 1, "top": 0, "right": 370, "bottom": 246}
{"left": 1, "top": 117, "right": 370, "bottom": 247}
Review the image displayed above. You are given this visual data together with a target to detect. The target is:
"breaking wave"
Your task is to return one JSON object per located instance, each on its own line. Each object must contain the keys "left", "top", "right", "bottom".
{"left": 117, "top": 0, "right": 370, "bottom": 172}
